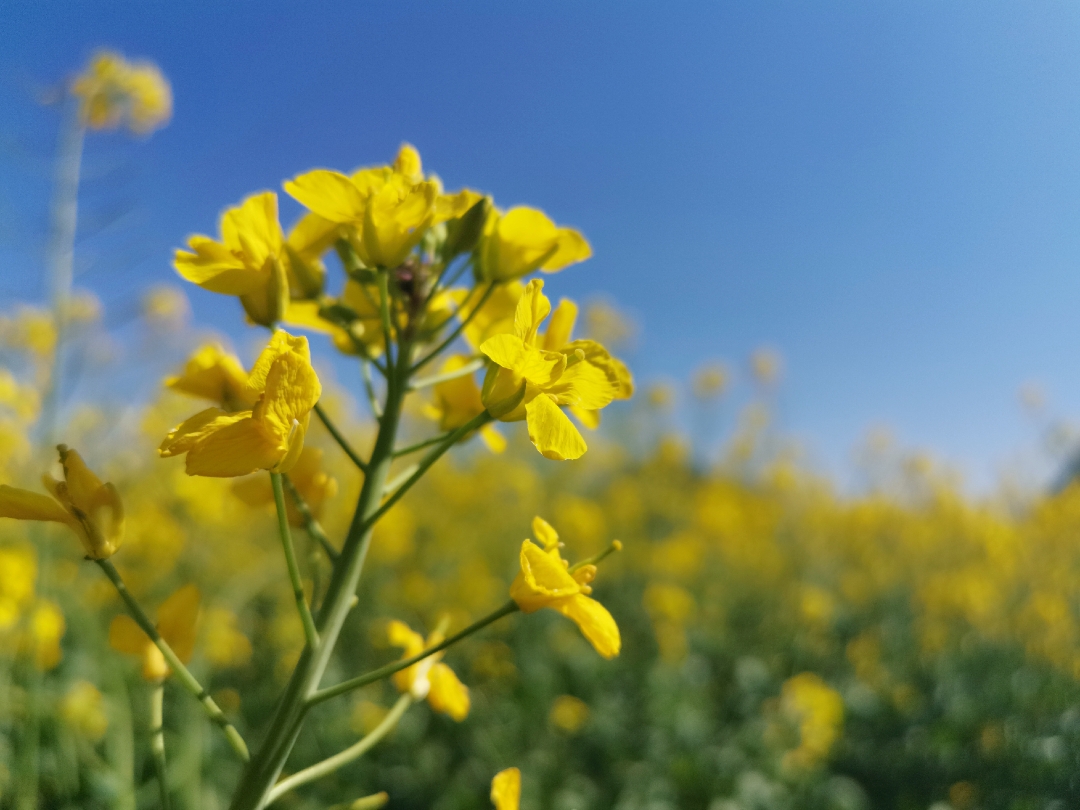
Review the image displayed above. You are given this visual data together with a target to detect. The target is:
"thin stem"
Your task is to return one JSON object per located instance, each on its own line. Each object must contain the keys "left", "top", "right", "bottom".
{"left": 265, "top": 694, "right": 412, "bottom": 805}
{"left": 411, "top": 283, "right": 495, "bottom": 374}
{"left": 377, "top": 269, "right": 395, "bottom": 368}
{"left": 310, "top": 600, "right": 518, "bottom": 706}
{"left": 329, "top": 793, "right": 389, "bottom": 810}
{"left": 362, "top": 361, "right": 383, "bottom": 420}
{"left": 408, "top": 357, "right": 483, "bottom": 391}
{"left": 569, "top": 540, "right": 624, "bottom": 573}
{"left": 392, "top": 432, "right": 456, "bottom": 458}
{"left": 282, "top": 475, "right": 338, "bottom": 563}
{"left": 271, "top": 473, "right": 319, "bottom": 649}
{"left": 150, "top": 683, "right": 172, "bottom": 810}
{"left": 382, "top": 463, "right": 419, "bottom": 497}
{"left": 362, "top": 411, "right": 493, "bottom": 533}
{"left": 94, "top": 560, "right": 250, "bottom": 762}
{"left": 314, "top": 402, "right": 368, "bottom": 474}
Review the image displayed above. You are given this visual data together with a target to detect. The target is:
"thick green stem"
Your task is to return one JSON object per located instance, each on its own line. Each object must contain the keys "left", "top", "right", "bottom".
{"left": 265, "top": 694, "right": 412, "bottom": 805}
{"left": 150, "top": 683, "right": 172, "bottom": 810}
{"left": 310, "top": 600, "right": 518, "bottom": 706}
{"left": 94, "top": 559, "right": 250, "bottom": 763}
{"left": 272, "top": 472, "right": 319, "bottom": 648}
{"left": 314, "top": 402, "right": 368, "bottom": 474}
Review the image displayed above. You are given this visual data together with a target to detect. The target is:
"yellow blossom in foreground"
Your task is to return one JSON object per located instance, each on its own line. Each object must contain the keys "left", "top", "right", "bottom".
{"left": 109, "top": 584, "right": 200, "bottom": 681}
{"left": 71, "top": 50, "right": 172, "bottom": 134}
{"left": 159, "top": 331, "right": 321, "bottom": 477}
{"left": 480, "top": 280, "right": 630, "bottom": 460}
{"left": 490, "top": 768, "right": 521, "bottom": 810}
{"left": 174, "top": 192, "right": 290, "bottom": 327}
{"left": 285, "top": 144, "right": 480, "bottom": 269}
{"left": 60, "top": 681, "right": 109, "bottom": 740}
{"left": 387, "top": 619, "right": 470, "bottom": 721}
{"left": 165, "top": 343, "right": 257, "bottom": 411}
{"left": 0, "top": 445, "right": 124, "bottom": 559}
{"left": 509, "top": 517, "right": 621, "bottom": 658}
{"left": 424, "top": 355, "right": 505, "bottom": 453}
{"left": 476, "top": 206, "right": 590, "bottom": 281}
{"left": 232, "top": 445, "right": 338, "bottom": 526}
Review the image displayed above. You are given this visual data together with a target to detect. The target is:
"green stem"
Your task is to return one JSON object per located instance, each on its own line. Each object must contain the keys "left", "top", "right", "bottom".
{"left": 310, "top": 600, "right": 518, "bottom": 706}
{"left": 377, "top": 269, "right": 395, "bottom": 367}
{"left": 408, "top": 357, "right": 483, "bottom": 391}
{"left": 271, "top": 473, "right": 319, "bottom": 649}
{"left": 381, "top": 463, "right": 419, "bottom": 497}
{"left": 94, "top": 559, "right": 250, "bottom": 763}
{"left": 362, "top": 360, "right": 383, "bottom": 419}
{"left": 314, "top": 402, "right": 368, "bottom": 473}
{"left": 569, "top": 540, "right": 623, "bottom": 573}
{"left": 150, "top": 682, "right": 172, "bottom": 810}
{"left": 265, "top": 694, "right": 412, "bottom": 805}
{"left": 282, "top": 474, "right": 338, "bottom": 562}
{"left": 411, "top": 283, "right": 495, "bottom": 374}
{"left": 329, "top": 793, "right": 390, "bottom": 810}
{"left": 392, "top": 431, "right": 456, "bottom": 458}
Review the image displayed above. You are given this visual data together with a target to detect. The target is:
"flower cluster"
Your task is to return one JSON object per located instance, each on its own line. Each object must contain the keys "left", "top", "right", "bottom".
{"left": 71, "top": 50, "right": 172, "bottom": 134}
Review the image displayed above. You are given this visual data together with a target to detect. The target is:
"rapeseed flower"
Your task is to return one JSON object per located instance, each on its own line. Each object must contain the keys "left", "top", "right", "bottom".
{"left": 509, "top": 517, "right": 620, "bottom": 659}
{"left": 476, "top": 206, "right": 590, "bottom": 282}
{"left": 25, "top": 600, "right": 65, "bottom": 670}
{"left": 490, "top": 768, "right": 521, "bottom": 810}
{"left": 0, "top": 546, "right": 36, "bottom": 631}
{"left": 780, "top": 672, "right": 844, "bottom": 770}
{"left": 387, "top": 619, "right": 470, "bottom": 721}
{"left": 0, "top": 445, "right": 123, "bottom": 560}
{"left": 165, "top": 343, "right": 257, "bottom": 411}
{"left": 159, "top": 330, "right": 321, "bottom": 477}
{"left": 173, "top": 192, "right": 290, "bottom": 327}
{"left": 60, "top": 681, "right": 109, "bottom": 740}
{"left": 480, "top": 280, "right": 630, "bottom": 460}
{"left": 285, "top": 144, "right": 479, "bottom": 269}
{"left": 71, "top": 50, "right": 172, "bottom": 134}
{"left": 424, "top": 355, "right": 505, "bottom": 453}
{"left": 109, "top": 584, "right": 199, "bottom": 681}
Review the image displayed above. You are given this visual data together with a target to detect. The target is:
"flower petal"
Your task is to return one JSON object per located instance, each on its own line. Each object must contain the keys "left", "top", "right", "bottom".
{"left": 174, "top": 238, "right": 263, "bottom": 295}
{"left": 524, "top": 394, "right": 587, "bottom": 461}
{"left": 552, "top": 594, "right": 621, "bottom": 659}
{"left": 513, "top": 279, "right": 551, "bottom": 345}
{"left": 509, "top": 540, "right": 580, "bottom": 612}
{"left": 540, "top": 227, "right": 591, "bottom": 273}
{"left": 183, "top": 416, "right": 284, "bottom": 478}
{"left": 109, "top": 614, "right": 148, "bottom": 656}
{"left": 542, "top": 299, "right": 577, "bottom": 351}
{"left": 480, "top": 335, "right": 564, "bottom": 387}
{"left": 491, "top": 768, "right": 521, "bottom": 810}
{"left": 284, "top": 170, "right": 366, "bottom": 223}
{"left": 157, "top": 584, "right": 200, "bottom": 663}
{"left": 427, "top": 662, "right": 470, "bottom": 721}
{"left": 0, "top": 486, "right": 71, "bottom": 524}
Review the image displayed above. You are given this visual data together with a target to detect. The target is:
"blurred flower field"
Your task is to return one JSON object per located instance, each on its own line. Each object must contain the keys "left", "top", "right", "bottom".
{"left": 5, "top": 50, "right": 1080, "bottom": 810}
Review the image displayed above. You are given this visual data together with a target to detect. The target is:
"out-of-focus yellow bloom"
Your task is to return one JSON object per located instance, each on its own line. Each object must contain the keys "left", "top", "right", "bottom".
{"left": 490, "top": 767, "right": 521, "bottom": 810}
{"left": 692, "top": 362, "right": 729, "bottom": 400}
{"left": 25, "top": 599, "right": 65, "bottom": 670}
{"left": 174, "top": 192, "right": 289, "bottom": 327}
{"left": 549, "top": 694, "right": 590, "bottom": 733}
{"left": 0, "top": 546, "right": 36, "bottom": 631}
{"left": 476, "top": 206, "right": 590, "bottom": 282}
{"left": 0, "top": 445, "right": 124, "bottom": 560}
{"left": 0, "top": 306, "right": 57, "bottom": 357}
{"left": 60, "top": 681, "right": 109, "bottom": 740}
{"left": 480, "top": 280, "right": 630, "bottom": 460}
{"left": 750, "top": 347, "right": 782, "bottom": 386}
{"left": 165, "top": 343, "right": 257, "bottom": 411}
{"left": 109, "top": 584, "right": 200, "bottom": 681}
{"left": 71, "top": 50, "right": 172, "bottom": 134}
{"left": 285, "top": 144, "right": 480, "bottom": 269}
{"left": 159, "top": 331, "right": 321, "bottom": 477}
{"left": 509, "top": 516, "right": 620, "bottom": 658}
{"left": 142, "top": 285, "right": 191, "bottom": 329}
{"left": 202, "top": 606, "right": 253, "bottom": 668}
{"left": 780, "top": 672, "right": 844, "bottom": 769}
{"left": 424, "top": 355, "right": 505, "bottom": 453}
{"left": 387, "top": 619, "right": 470, "bottom": 721}
{"left": 0, "top": 369, "right": 41, "bottom": 423}
{"left": 232, "top": 446, "right": 338, "bottom": 526}
{"left": 458, "top": 281, "right": 523, "bottom": 350}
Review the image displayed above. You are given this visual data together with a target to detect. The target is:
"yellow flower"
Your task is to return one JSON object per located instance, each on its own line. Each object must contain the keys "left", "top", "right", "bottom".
{"left": 173, "top": 192, "right": 290, "bottom": 327}
{"left": 480, "top": 280, "right": 630, "bottom": 460}
{"left": 159, "top": 331, "right": 321, "bottom": 477}
{"left": 284, "top": 144, "right": 480, "bottom": 269}
{"left": 476, "top": 206, "right": 590, "bottom": 282}
{"left": 424, "top": 355, "right": 505, "bottom": 453}
{"left": 25, "top": 599, "right": 65, "bottom": 670}
{"left": 71, "top": 50, "right": 172, "bottom": 134}
{"left": 490, "top": 767, "right": 521, "bottom": 810}
{"left": 509, "top": 517, "right": 620, "bottom": 658}
{"left": 110, "top": 584, "right": 200, "bottom": 681}
{"left": 165, "top": 343, "right": 258, "bottom": 411}
{"left": 0, "top": 445, "right": 124, "bottom": 560}
{"left": 549, "top": 694, "right": 590, "bottom": 734}
{"left": 60, "top": 681, "right": 109, "bottom": 741}
{"left": 0, "top": 546, "right": 36, "bottom": 631}
{"left": 456, "top": 281, "right": 524, "bottom": 351}
{"left": 780, "top": 672, "right": 845, "bottom": 769}
{"left": 387, "top": 619, "right": 470, "bottom": 721}
{"left": 231, "top": 446, "right": 338, "bottom": 526}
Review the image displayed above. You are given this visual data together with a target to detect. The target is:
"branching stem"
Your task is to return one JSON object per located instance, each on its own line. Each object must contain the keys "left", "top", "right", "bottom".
{"left": 271, "top": 473, "right": 319, "bottom": 649}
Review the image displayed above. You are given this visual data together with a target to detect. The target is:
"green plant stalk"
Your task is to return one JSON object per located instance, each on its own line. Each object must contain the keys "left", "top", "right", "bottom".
{"left": 314, "top": 402, "right": 368, "bottom": 473}
{"left": 265, "top": 694, "right": 412, "bottom": 805}
{"left": 310, "top": 600, "right": 518, "bottom": 706}
{"left": 407, "top": 356, "right": 484, "bottom": 391}
{"left": 150, "top": 682, "right": 172, "bottom": 810}
{"left": 282, "top": 474, "right": 338, "bottom": 562}
{"left": 94, "top": 559, "right": 250, "bottom": 762}
{"left": 271, "top": 472, "right": 319, "bottom": 648}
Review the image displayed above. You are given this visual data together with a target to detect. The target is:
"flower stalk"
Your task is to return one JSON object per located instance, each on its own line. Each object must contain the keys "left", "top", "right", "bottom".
{"left": 271, "top": 472, "right": 319, "bottom": 648}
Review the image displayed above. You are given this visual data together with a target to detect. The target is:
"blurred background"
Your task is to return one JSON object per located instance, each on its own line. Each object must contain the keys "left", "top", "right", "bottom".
{"left": 5, "top": 3, "right": 1080, "bottom": 810}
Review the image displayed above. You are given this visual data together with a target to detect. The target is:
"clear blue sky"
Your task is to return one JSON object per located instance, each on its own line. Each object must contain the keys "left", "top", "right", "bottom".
{"left": 3, "top": 1, "right": 1080, "bottom": 487}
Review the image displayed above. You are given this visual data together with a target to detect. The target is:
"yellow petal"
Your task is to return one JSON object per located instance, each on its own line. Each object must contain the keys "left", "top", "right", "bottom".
{"left": 427, "top": 662, "right": 470, "bottom": 721}
{"left": 157, "top": 584, "right": 200, "bottom": 663}
{"left": 540, "top": 228, "right": 591, "bottom": 273}
{"left": 231, "top": 473, "right": 273, "bottom": 508}
{"left": 159, "top": 408, "right": 241, "bottom": 458}
{"left": 524, "top": 394, "right": 587, "bottom": 461}
{"left": 58, "top": 447, "right": 105, "bottom": 513}
{"left": 480, "top": 335, "right": 564, "bottom": 387}
{"left": 513, "top": 279, "right": 551, "bottom": 345}
{"left": 84, "top": 481, "right": 124, "bottom": 559}
{"left": 481, "top": 207, "right": 561, "bottom": 281}
{"left": 509, "top": 540, "right": 580, "bottom": 612}
{"left": 393, "top": 143, "right": 423, "bottom": 182}
{"left": 491, "top": 768, "right": 521, "bottom": 810}
{"left": 388, "top": 619, "right": 426, "bottom": 693}
{"left": 109, "top": 614, "right": 148, "bottom": 656}
{"left": 459, "top": 281, "right": 523, "bottom": 350}
{"left": 142, "top": 645, "right": 170, "bottom": 681}
{"left": 270, "top": 413, "right": 310, "bottom": 474}
{"left": 0, "top": 485, "right": 71, "bottom": 523}
{"left": 565, "top": 340, "right": 634, "bottom": 400}
{"left": 547, "top": 358, "right": 617, "bottom": 411}
{"left": 173, "top": 240, "right": 262, "bottom": 295}
{"left": 255, "top": 340, "right": 322, "bottom": 435}
{"left": 359, "top": 179, "right": 437, "bottom": 268}
{"left": 434, "top": 188, "right": 483, "bottom": 224}
{"left": 228, "top": 192, "right": 284, "bottom": 267}
{"left": 569, "top": 406, "right": 601, "bottom": 430}
{"left": 531, "top": 516, "right": 560, "bottom": 551}
{"left": 246, "top": 331, "right": 313, "bottom": 395}
{"left": 552, "top": 595, "right": 621, "bottom": 659}
{"left": 543, "top": 299, "right": 578, "bottom": 351}
{"left": 284, "top": 170, "right": 366, "bottom": 223}
{"left": 479, "top": 424, "right": 506, "bottom": 454}
{"left": 165, "top": 344, "right": 254, "bottom": 409}
{"left": 282, "top": 301, "right": 336, "bottom": 335}
{"left": 183, "top": 416, "right": 284, "bottom": 478}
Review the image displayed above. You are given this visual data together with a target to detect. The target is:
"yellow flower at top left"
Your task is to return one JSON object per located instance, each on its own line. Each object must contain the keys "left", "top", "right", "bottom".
{"left": 71, "top": 50, "right": 171, "bottom": 134}
{"left": 0, "top": 445, "right": 123, "bottom": 560}
{"left": 159, "top": 330, "right": 321, "bottom": 477}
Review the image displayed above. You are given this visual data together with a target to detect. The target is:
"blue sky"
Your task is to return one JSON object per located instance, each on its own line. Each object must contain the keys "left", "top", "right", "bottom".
{"left": 3, "top": 1, "right": 1080, "bottom": 487}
